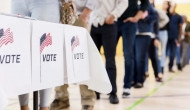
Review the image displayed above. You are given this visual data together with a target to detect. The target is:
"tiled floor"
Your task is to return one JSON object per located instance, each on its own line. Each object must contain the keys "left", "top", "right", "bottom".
{"left": 5, "top": 56, "right": 190, "bottom": 110}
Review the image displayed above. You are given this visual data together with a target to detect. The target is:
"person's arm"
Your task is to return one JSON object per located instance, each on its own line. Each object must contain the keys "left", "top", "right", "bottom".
{"left": 79, "top": 0, "right": 101, "bottom": 23}
{"left": 185, "top": 22, "right": 190, "bottom": 36}
{"left": 156, "top": 9, "right": 169, "bottom": 28}
{"left": 143, "top": 5, "right": 158, "bottom": 24}
{"left": 178, "top": 16, "right": 184, "bottom": 42}
{"left": 111, "top": 0, "right": 128, "bottom": 20}
{"left": 80, "top": 7, "right": 92, "bottom": 23}
{"left": 124, "top": 0, "right": 149, "bottom": 23}
{"left": 105, "top": 0, "right": 128, "bottom": 24}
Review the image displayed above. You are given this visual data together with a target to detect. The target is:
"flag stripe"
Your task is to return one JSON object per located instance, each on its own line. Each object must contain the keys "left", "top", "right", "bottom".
{"left": 40, "top": 33, "right": 52, "bottom": 53}
{"left": 0, "top": 28, "right": 13, "bottom": 48}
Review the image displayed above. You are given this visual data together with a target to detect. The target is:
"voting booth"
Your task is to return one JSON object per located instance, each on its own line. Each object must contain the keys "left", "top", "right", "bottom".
{"left": 32, "top": 20, "right": 65, "bottom": 91}
{"left": 0, "top": 14, "right": 112, "bottom": 110}
{"left": 0, "top": 15, "right": 32, "bottom": 97}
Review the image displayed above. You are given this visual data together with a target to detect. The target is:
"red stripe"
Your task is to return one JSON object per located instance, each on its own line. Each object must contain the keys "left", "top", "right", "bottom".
{"left": 40, "top": 33, "right": 52, "bottom": 53}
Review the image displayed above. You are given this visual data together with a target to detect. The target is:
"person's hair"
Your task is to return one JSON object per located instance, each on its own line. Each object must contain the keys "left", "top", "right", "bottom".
{"left": 166, "top": 1, "right": 171, "bottom": 13}
{"left": 152, "top": 0, "right": 155, "bottom": 7}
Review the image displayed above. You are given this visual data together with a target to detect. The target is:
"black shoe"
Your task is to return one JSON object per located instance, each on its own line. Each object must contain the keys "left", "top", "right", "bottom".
{"left": 177, "top": 64, "right": 182, "bottom": 71}
{"left": 134, "top": 83, "right": 143, "bottom": 88}
{"left": 122, "top": 92, "right": 130, "bottom": 98}
{"left": 169, "top": 69, "right": 175, "bottom": 73}
{"left": 156, "top": 77, "right": 163, "bottom": 82}
{"left": 82, "top": 105, "right": 94, "bottom": 110}
{"left": 109, "top": 93, "right": 119, "bottom": 104}
{"left": 95, "top": 92, "right": 100, "bottom": 100}
{"left": 131, "top": 82, "right": 136, "bottom": 87}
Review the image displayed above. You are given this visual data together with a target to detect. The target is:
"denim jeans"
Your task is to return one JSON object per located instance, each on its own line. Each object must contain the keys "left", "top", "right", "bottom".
{"left": 134, "top": 35, "right": 151, "bottom": 84}
{"left": 146, "top": 39, "right": 162, "bottom": 78}
{"left": 158, "top": 30, "right": 168, "bottom": 67}
{"left": 91, "top": 24, "right": 117, "bottom": 94}
{"left": 167, "top": 39, "right": 177, "bottom": 69}
{"left": 117, "top": 21, "right": 137, "bottom": 89}
{"left": 11, "top": 0, "right": 60, "bottom": 107}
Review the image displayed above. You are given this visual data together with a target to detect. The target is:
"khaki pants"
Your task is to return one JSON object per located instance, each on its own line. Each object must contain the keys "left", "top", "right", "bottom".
{"left": 54, "top": 18, "right": 96, "bottom": 106}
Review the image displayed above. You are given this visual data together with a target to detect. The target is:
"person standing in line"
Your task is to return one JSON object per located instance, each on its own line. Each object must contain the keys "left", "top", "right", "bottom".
{"left": 116, "top": 0, "right": 149, "bottom": 98}
{"left": 11, "top": 0, "right": 61, "bottom": 110}
{"left": 50, "top": 0, "right": 101, "bottom": 110}
{"left": 180, "top": 15, "right": 190, "bottom": 69}
{"left": 145, "top": 0, "right": 169, "bottom": 82}
{"left": 157, "top": 1, "right": 170, "bottom": 74}
{"left": 133, "top": 2, "right": 158, "bottom": 88}
{"left": 90, "top": 0, "right": 128, "bottom": 104}
{"left": 166, "top": 2, "right": 183, "bottom": 73}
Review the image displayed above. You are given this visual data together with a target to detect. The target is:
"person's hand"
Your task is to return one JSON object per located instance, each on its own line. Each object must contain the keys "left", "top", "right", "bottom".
{"left": 187, "top": 32, "right": 190, "bottom": 36}
{"left": 141, "top": 11, "right": 148, "bottom": 19}
{"left": 79, "top": 14, "right": 88, "bottom": 23}
{"left": 123, "top": 16, "right": 139, "bottom": 23}
{"left": 154, "top": 39, "right": 160, "bottom": 47}
{"left": 79, "top": 7, "right": 92, "bottom": 23}
{"left": 105, "top": 14, "right": 115, "bottom": 24}
{"left": 175, "top": 40, "right": 180, "bottom": 47}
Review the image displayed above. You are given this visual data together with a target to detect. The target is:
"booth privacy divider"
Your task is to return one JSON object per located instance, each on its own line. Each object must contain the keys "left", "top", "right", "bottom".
{"left": 0, "top": 14, "right": 112, "bottom": 109}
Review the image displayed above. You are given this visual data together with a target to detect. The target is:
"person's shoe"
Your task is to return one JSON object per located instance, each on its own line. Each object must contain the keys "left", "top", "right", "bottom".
{"left": 131, "top": 82, "right": 136, "bottom": 87}
{"left": 95, "top": 92, "right": 100, "bottom": 100}
{"left": 134, "top": 83, "right": 143, "bottom": 88}
{"left": 156, "top": 77, "right": 163, "bottom": 82}
{"left": 177, "top": 64, "right": 182, "bottom": 71}
{"left": 122, "top": 89, "right": 130, "bottom": 98}
{"left": 82, "top": 105, "right": 94, "bottom": 110}
{"left": 50, "top": 99, "right": 70, "bottom": 110}
{"left": 169, "top": 69, "right": 175, "bottom": 73}
{"left": 109, "top": 93, "right": 119, "bottom": 104}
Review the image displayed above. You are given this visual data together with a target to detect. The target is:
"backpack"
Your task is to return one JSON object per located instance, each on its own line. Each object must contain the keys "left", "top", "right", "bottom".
{"left": 61, "top": 0, "right": 78, "bottom": 25}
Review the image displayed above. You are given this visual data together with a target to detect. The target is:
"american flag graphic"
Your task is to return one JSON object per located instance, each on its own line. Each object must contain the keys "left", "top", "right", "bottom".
{"left": 40, "top": 33, "right": 52, "bottom": 53}
{"left": 71, "top": 36, "right": 80, "bottom": 52}
{"left": 0, "top": 28, "right": 13, "bottom": 48}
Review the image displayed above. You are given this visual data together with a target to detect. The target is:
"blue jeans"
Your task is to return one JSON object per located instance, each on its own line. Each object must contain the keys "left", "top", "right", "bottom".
{"left": 158, "top": 30, "right": 168, "bottom": 67}
{"left": 11, "top": 0, "right": 60, "bottom": 107}
{"left": 167, "top": 39, "right": 177, "bottom": 69}
{"left": 134, "top": 35, "right": 151, "bottom": 83}
{"left": 117, "top": 21, "right": 137, "bottom": 89}
{"left": 90, "top": 24, "right": 117, "bottom": 94}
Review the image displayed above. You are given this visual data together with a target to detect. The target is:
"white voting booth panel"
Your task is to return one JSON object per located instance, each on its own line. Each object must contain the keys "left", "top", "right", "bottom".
{"left": 0, "top": 15, "right": 32, "bottom": 97}
{"left": 32, "top": 21, "right": 64, "bottom": 91}
{"left": 64, "top": 25, "right": 90, "bottom": 84}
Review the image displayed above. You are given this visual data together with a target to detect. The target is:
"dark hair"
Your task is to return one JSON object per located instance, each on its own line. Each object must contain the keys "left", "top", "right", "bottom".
{"left": 166, "top": 1, "right": 171, "bottom": 13}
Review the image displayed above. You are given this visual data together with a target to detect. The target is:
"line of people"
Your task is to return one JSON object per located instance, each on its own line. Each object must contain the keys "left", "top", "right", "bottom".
{"left": 10, "top": 0, "right": 190, "bottom": 110}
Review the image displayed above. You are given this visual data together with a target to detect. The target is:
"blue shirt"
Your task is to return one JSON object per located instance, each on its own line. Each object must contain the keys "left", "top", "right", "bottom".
{"left": 168, "top": 14, "right": 183, "bottom": 40}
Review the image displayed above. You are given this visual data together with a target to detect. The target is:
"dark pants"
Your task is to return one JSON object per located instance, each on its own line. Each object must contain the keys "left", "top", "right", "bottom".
{"left": 117, "top": 21, "right": 137, "bottom": 89}
{"left": 180, "top": 40, "right": 190, "bottom": 68}
{"left": 146, "top": 39, "right": 161, "bottom": 78}
{"left": 167, "top": 39, "right": 177, "bottom": 69}
{"left": 90, "top": 24, "right": 117, "bottom": 94}
{"left": 134, "top": 35, "right": 151, "bottom": 84}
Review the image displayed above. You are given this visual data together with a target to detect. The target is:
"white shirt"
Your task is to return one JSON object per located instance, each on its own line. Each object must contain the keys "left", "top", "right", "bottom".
{"left": 182, "top": 23, "right": 187, "bottom": 39}
{"left": 90, "top": 0, "right": 128, "bottom": 27}
{"left": 73, "top": 0, "right": 102, "bottom": 15}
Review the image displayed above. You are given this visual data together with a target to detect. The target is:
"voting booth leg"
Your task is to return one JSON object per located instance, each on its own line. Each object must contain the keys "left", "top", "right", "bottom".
{"left": 33, "top": 91, "right": 38, "bottom": 110}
